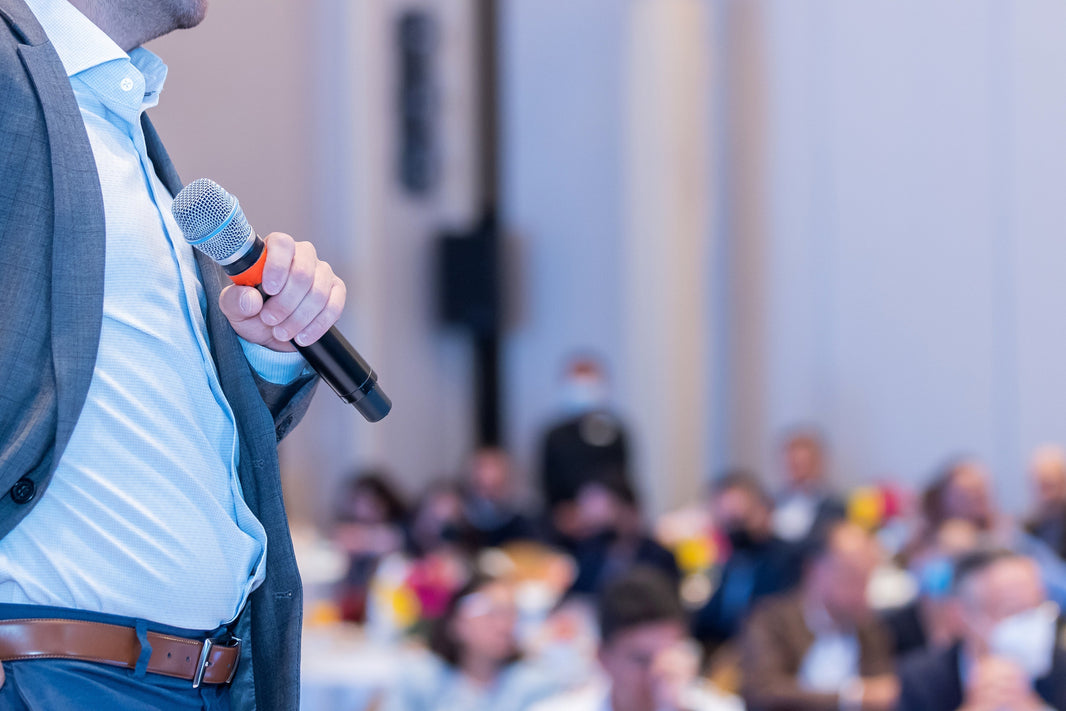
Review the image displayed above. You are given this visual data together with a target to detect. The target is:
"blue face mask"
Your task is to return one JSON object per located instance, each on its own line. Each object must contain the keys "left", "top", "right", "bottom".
{"left": 917, "top": 557, "right": 954, "bottom": 599}
{"left": 561, "top": 377, "right": 607, "bottom": 413}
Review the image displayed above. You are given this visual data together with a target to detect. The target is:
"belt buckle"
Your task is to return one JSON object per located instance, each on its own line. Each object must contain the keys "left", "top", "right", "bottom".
{"left": 192, "top": 635, "right": 242, "bottom": 688}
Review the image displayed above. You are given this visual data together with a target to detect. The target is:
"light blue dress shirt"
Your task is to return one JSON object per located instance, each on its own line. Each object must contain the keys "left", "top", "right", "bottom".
{"left": 0, "top": 0, "right": 305, "bottom": 630}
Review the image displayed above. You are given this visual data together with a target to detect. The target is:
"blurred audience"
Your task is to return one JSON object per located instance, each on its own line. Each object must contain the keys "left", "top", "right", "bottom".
{"left": 741, "top": 521, "right": 897, "bottom": 711}
{"left": 881, "top": 517, "right": 977, "bottom": 657}
{"left": 530, "top": 568, "right": 742, "bottom": 711}
{"left": 538, "top": 355, "right": 634, "bottom": 545}
{"left": 461, "top": 447, "right": 541, "bottom": 548}
{"left": 1025, "top": 444, "right": 1066, "bottom": 560}
{"left": 568, "top": 478, "right": 680, "bottom": 596}
{"left": 897, "top": 550, "right": 1066, "bottom": 711}
{"left": 331, "top": 469, "right": 408, "bottom": 621}
{"left": 692, "top": 471, "right": 803, "bottom": 654}
{"left": 772, "top": 428, "right": 846, "bottom": 545}
{"left": 382, "top": 572, "right": 569, "bottom": 711}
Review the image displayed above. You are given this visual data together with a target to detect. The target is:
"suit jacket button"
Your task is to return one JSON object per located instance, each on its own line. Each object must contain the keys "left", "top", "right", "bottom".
{"left": 10, "top": 478, "right": 35, "bottom": 505}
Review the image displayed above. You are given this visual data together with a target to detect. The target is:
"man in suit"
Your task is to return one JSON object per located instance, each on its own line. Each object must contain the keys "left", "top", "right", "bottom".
{"left": 897, "top": 550, "right": 1066, "bottom": 711}
{"left": 0, "top": 0, "right": 345, "bottom": 708}
{"left": 692, "top": 471, "right": 803, "bottom": 654}
{"left": 741, "top": 521, "right": 898, "bottom": 711}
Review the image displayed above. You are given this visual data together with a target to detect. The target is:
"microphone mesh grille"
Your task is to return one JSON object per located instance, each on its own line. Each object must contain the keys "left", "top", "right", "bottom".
{"left": 171, "top": 178, "right": 252, "bottom": 263}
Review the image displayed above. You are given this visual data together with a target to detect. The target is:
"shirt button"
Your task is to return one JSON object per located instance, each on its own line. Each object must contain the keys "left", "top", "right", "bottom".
{"left": 120, "top": 77, "right": 134, "bottom": 92}
{"left": 10, "top": 478, "right": 35, "bottom": 505}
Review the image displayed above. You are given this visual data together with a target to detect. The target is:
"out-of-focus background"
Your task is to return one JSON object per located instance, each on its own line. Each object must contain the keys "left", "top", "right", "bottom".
{"left": 148, "top": 1, "right": 1066, "bottom": 710}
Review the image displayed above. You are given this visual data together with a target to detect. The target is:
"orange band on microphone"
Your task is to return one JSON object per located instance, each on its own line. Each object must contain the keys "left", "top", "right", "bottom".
{"left": 229, "top": 248, "right": 268, "bottom": 287}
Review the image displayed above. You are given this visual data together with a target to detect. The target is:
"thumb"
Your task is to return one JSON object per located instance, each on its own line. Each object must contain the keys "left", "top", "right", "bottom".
{"left": 219, "top": 284, "right": 263, "bottom": 321}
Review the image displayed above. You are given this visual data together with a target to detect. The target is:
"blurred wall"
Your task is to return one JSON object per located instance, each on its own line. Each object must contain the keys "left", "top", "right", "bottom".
{"left": 725, "top": 0, "right": 1066, "bottom": 511}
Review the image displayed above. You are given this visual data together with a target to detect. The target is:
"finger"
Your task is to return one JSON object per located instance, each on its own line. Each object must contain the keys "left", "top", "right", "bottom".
{"left": 218, "top": 284, "right": 264, "bottom": 322}
{"left": 259, "top": 242, "right": 317, "bottom": 328}
{"left": 260, "top": 232, "right": 297, "bottom": 296}
{"left": 293, "top": 277, "right": 346, "bottom": 347}
{"left": 273, "top": 261, "right": 342, "bottom": 344}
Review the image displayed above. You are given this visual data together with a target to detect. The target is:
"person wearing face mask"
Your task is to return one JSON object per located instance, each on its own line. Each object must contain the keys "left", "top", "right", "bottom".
{"left": 896, "top": 550, "right": 1066, "bottom": 711}
{"left": 691, "top": 471, "right": 804, "bottom": 655}
{"left": 537, "top": 355, "right": 634, "bottom": 546}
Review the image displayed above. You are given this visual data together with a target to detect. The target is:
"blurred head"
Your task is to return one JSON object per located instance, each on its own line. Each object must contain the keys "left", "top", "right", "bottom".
{"left": 574, "top": 475, "right": 641, "bottom": 541}
{"left": 430, "top": 573, "right": 519, "bottom": 671}
{"left": 464, "top": 447, "right": 513, "bottom": 504}
{"left": 711, "top": 470, "right": 774, "bottom": 550}
{"left": 1030, "top": 445, "right": 1066, "bottom": 516}
{"left": 925, "top": 458, "right": 995, "bottom": 531}
{"left": 780, "top": 428, "right": 827, "bottom": 492}
{"left": 954, "top": 551, "right": 1055, "bottom": 673}
{"left": 597, "top": 568, "right": 688, "bottom": 711}
{"left": 409, "top": 482, "right": 474, "bottom": 555}
{"left": 805, "top": 522, "right": 881, "bottom": 626}
{"left": 559, "top": 354, "right": 610, "bottom": 412}
{"left": 335, "top": 469, "right": 407, "bottom": 526}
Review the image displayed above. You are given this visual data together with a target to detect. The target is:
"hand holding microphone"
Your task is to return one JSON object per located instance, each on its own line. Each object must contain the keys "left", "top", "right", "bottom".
{"left": 171, "top": 179, "right": 391, "bottom": 422}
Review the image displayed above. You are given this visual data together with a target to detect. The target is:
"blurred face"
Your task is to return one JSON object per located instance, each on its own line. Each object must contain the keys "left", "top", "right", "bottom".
{"left": 468, "top": 450, "right": 511, "bottom": 502}
{"left": 713, "top": 486, "right": 769, "bottom": 546}
{"left": 962, "top": 558, "right": 1047, "bottom": 652}
{"left": 349, "top": 489, "right": 388, "bottom": 524}
{"left": 810, "top": 526, "right": 880, "bottom": 625}
{"left": 1031, "top": 450, "right": 1066, "bottom": 512}
{"left": 452, "top": 582, "right": 518, "bottom": 665}
{"left": 783, "top": 439, "right": 823, "bottom": 490}
{"left": 943, "top": 463, "right": 993, "bottom": 527}
{"left": 598, "top": 621, "right": 686, "bottom": 711}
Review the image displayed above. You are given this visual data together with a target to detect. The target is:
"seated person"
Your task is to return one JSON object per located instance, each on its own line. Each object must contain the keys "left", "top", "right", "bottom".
{"left": 331, "top": 468, "right": 408, "bottom": 621}
{"left": 881, "top": 517, "right": 977, "bottom": 657}
{"left": 530, "top": 567, "right": 743, "bottom": 711}
{"left": 382, "top": 572, "right": 572, "bottom": 711}
{"left": 692, "top": 471, "right": 803, "bottom": 653}
{"left": 740, "top": 521, "right": 897, "bottom": 711}
{"left": 1025, "top": 444, "right": 1066, "bottom": 560}
{"left": 897, "top": 549, "right": 1066, "bottom": 711}
{"left": 568, "top": 478, "right": 680, "bottom": 596}
{"left": 771, "top": 427, "right": 846, "bottom": 545}
{"left": 461, "top": 447, "right": 541, "bottom": 548}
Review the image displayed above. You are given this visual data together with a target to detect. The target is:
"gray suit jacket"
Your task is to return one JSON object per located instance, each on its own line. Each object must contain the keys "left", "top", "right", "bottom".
{"left": 0, "top": 2, "right": 316, "bottom": 708}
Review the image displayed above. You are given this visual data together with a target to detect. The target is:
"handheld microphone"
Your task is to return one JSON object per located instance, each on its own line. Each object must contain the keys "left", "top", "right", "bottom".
{"left": 171, "top": 178, "right": 391, "bottom": 423}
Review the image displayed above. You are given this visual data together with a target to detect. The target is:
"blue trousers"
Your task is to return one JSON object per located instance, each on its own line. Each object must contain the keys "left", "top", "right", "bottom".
{"left": 0, "top": 604, "right": 233, "bottom": 711}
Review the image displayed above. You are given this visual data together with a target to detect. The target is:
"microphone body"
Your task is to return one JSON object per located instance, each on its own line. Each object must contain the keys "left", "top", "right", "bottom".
{"left": 172, "top": 179, "right": 391, "bottom": 423}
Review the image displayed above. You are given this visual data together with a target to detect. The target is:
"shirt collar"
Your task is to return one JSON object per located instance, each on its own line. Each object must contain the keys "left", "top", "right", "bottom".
{"left": 22, "top": 0, "right": 127, "bottom": 76}
{"left": 24, "top": 0, "right": 169, "bottom": 106}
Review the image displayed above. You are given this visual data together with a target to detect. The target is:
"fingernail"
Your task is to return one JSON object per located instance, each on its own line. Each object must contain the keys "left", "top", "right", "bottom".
{"left": 240, "top": 290, "right": 255, "bottom": 315}
{"left": 295, "top": 333, "right": 309, "bottom": 346}
{"left": 261, "top": 312, "right": 278, "bottom": 326}
{"left": 264, "top": 280, "right": 280, "bottom": 294}
{"left": 273, "top": 326, "right": 289, "bottom": 341}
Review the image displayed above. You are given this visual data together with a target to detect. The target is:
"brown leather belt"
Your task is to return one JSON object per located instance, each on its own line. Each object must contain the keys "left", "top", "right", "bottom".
{"left": 0, "top": 618, "right": 241, "bottom": 687}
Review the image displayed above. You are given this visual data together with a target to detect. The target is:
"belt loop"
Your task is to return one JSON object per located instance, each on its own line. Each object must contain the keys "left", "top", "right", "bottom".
{"left": 133, "top": 619, "right": 152, "bottom": 677}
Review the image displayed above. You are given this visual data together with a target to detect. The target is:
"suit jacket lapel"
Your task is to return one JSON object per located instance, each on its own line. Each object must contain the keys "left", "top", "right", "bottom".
{"left": 17, "top": 39, "right": 106, "bottom": 465}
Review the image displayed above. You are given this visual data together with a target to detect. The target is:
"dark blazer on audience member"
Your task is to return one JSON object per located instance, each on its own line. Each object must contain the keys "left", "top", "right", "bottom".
{"left": 692, "top": 536, "right": 803, "bottom": 651}
{"left": 741, "top": 593, "right": 895, "bottom": 711}
{"left": 539, "top": 411, "right": 631, "bottom": 508}
{"left": 568, "top": 533, "right": 681, "bottom": 596}
{"left": 897, "top": 643, "right": 1066, "bottom": 711}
